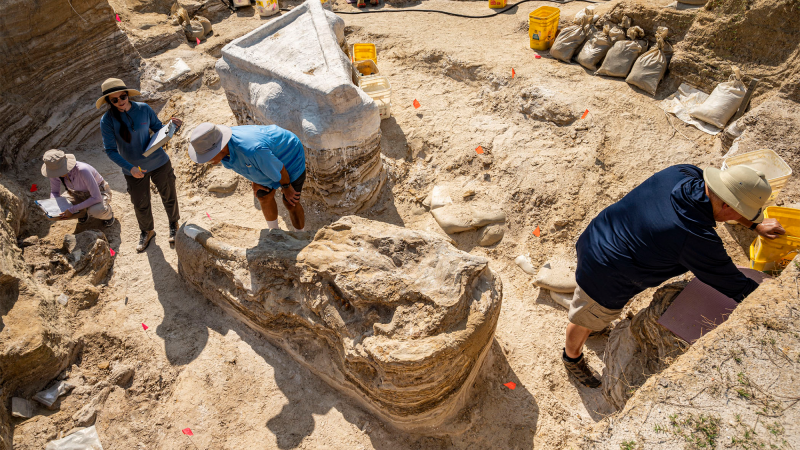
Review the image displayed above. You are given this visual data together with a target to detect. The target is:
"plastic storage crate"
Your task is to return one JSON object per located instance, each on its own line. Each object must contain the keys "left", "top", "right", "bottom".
{"left": 750, "top": 206, "right": 800, "bottom": 271}
{"left": 351, "top": 43, "right": 377, "bottom": 64}
{"left": 722, "top": 149, "right": 792, "bottom": 206}
{"left": 359, "top": 75, "right": 391, "bottom": 120}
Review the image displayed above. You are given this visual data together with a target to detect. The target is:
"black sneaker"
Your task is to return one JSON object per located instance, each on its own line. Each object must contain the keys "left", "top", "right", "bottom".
{"left": 168, "top": 222, "right": 178, "bottom": 244}
{"left": 136, "top": 230, "right": 156, "bottom": 253}
{"left": 78, "top": 215, "right": 89, "bottom": 224}
{"left": 103, "top": 215, "right": 115, "bottom": 228}
{"left": 562, "top": 349, "right": 602, "bottom": 388}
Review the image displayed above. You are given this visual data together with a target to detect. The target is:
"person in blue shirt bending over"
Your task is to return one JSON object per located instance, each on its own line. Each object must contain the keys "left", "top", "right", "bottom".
{"left": 97, "top": 78, "right": 183, "bottom": 252}
{"left": 562, "top": 164, "right": 785, "bottom": 389}
{"left": 187, "top": 122, "right": 306, "bottom": 231}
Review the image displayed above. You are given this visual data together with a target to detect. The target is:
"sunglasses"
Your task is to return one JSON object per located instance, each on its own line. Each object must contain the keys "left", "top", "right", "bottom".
{"left": 109, "top": 93, "right": 128, "bottom": 104}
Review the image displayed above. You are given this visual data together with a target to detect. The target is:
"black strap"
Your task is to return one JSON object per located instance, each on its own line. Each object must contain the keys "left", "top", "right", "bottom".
{"left": 59, "top": 176, "right": 68, "bottom": 191}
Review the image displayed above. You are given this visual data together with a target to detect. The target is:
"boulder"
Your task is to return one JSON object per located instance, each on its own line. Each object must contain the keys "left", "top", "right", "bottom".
{"left": 428, "top": 184, "right": 506, "bottom": 234}
{"left": 602, "top": 282, "right": 690, "bottom": 410}
{"left": 216, "top": 0, "right": 386, "bottom": 214}
{"left": 66, "top": 231, "right": 113, "bottom": 285}
{"left": 478, "top": 224, "right": 505, "bottom": 246}
{"left": 176, "top": 216, "right": 502, "bottom": 432}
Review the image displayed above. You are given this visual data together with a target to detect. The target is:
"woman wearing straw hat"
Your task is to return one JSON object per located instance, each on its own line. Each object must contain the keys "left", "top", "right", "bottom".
{"left": 97, "top": 78, "right": 182, "bottom": 252}
{"left": 42, "top": 149, "right": 115, "bottom": 226}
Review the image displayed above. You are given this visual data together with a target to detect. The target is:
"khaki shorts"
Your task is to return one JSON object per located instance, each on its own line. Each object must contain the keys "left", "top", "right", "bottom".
{"left": 568, "top": 285, "right": 623, "bottom": 331}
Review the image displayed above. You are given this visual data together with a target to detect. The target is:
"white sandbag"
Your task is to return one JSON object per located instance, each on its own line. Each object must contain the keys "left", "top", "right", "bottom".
{"left": 549, "top": 6, "right": 595, "bottom": 63}
{"left": 595, "top": 26, "right": 647, "bottom": 78}
{"left": 576, "top": 24, "right": 613, "bottom": 71}
{"left": 533, "top": 258, "right": 577, "bottom": 293}
{"left": 626, "top": 27, "right": 673, "bottom": 95}
{"left": 549, "top": 290, "right": 573, "bottom": 309}
{"left": 45, "top": 425, "right": 104, "bottom": 450}
{"left": 608, "top": 26, "right": 625, "bottom": 43}
{"left": 689, "top": 67, "right": 747, "bottom": 128}
{"left": 514, "top": 255, "right": 536, "bottom": 275}
{"left": 33, "top": 380, "right": 73, "bottom": 408}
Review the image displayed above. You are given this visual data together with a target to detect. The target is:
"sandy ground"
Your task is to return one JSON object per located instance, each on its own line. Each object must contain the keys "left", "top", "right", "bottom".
{"left": 10, "top": 0, "right": 788, "bottom": 448}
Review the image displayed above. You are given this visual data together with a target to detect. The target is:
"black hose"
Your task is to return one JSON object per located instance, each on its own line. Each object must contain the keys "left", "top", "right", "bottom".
{"left": 279, "top": 0, "right": 605, "bottom": 17}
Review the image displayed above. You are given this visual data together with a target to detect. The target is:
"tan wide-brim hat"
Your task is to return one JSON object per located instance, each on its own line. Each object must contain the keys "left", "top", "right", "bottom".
{"left": 95, "top": 78, "right": 142, "bottom": 109}
{"left": 704, "top": 166, "right": 772, "bottom": 223}
{"left": 187, "top": 123, "right": 233, "bottom": 164}
{"left": 41, "top": 149, "right": 77, "bottom": 178}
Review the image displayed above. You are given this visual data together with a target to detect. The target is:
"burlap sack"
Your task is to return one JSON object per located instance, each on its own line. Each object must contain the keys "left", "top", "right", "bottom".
{"left": 576, "top": 24, "right": 613, "bottom": 71}
{"left": 533, "top": 258, "right": 577, "bottom": 293}
{"left": 689, "top": 66, "right": 747, "bottom": 128}
{"left": 609, "top": 26, "right": 625, "bottom": 43}
{"left": 549, "top": 6, "right": 595, "bottom": 63}
{"left": 595, "top": 26, "right": 647, "bottom": 78}
{"left": 626, "top": 27, "right": 673, "bottom": 95}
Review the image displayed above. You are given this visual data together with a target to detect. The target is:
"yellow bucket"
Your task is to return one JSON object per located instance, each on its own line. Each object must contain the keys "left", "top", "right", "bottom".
{"left": 529, "top": 6, "right": 560, "bottom": 51}
{"left": 749, "top": 206, "right": 800, "bottom": 271}
{"left": 351, "top": 43, "right": 377, "bottom": 64}
{"left": 488, "top": 0, "right": 506, "bottom": 9}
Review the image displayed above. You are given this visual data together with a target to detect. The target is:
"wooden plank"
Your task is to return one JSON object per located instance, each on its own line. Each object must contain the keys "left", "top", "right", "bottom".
{"left": 732, "top": 78, "right": 760, "bottom": 123}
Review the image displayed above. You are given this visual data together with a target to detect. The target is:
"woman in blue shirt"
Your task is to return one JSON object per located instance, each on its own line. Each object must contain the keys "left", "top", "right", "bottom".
{"left": 97, "top": 78, "right": 182, "bottom": 252}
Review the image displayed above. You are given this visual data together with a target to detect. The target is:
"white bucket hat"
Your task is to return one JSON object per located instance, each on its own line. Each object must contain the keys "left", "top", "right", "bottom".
{"left": 187, "top": 123, "right": 232, "bottom": 164}
{"left": 704, "top": 165, "right": 772, "bottom": 223}
{"left": 41, "top": 149, "right": 77, "bottom": 178}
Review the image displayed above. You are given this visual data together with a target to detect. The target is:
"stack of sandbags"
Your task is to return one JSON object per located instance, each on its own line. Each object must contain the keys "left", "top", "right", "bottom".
{"left": 626, "top": 27, "right": 673, "bottom": 95}
{"left": 689, "top": 66, "right": 747, "bottom": 128}
{"left": 596, "top": 25, "right": 647, "bottom": 78}
{"left": 549, "top": 6, "right": 596, "bottom": 63}
{"left": 516, "top": 255, "right": 577, "bottom": 309}
{"left": 576, "top": 24, "right": 613, "bottom": 71}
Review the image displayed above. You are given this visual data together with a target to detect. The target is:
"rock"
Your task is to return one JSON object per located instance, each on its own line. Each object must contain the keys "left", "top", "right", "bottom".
{"left": 532, "top": 257, "right": 577, "bottom": 293}
{"left": 97, "top": 362, "right": 109, "bottom": 370}
{"left": 602, "top": 282, "right": 690, "bottom": 410}
{"left": 217, "top": 0, "right": 385, "bottom": 214}
{"left": 518, "top": 86, "right": 579, "bottom": 126}
{"left": 176, "top": 216, "right": 502, "bottom": 432}
{"left": 68, "top": 231, "right": 113, "bottom": 285}
{"left": 109, "top": 365, "right": 134, "bottom": 387}
{"left": 0, "top": 0, "right": 139, "bottom": 169}
{"left": 62, "top": 234, "right": 78, "bottom": 254}
{"left": 514, "top": 255, "right": 537, "bottom": 275}
{"left": 478, "top": 224, "right": 505, "bottom": 246}
{"left": 20, "top": 236, "right": 38, "bottom": 248}
{"left": 549, "top": 290, "right": 572, "bottom": 309}
{"left": 207, "top": 168, "right": 240, "bottom": 194}
{"left": 11, "top": 397, "right": 34, "bottom": 419}
{"left": 428, "top": 184, "right": 506, "bottom": 234}
{"left": 72, "top": 386, "right": 111, "bottom": 427}
{"left": 65, "top": 284, "right": 100, "bottom": 311}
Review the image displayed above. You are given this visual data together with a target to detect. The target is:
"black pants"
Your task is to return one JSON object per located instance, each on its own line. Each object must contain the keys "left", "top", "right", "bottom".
{"left": 124, "top": 160, "right": 180, "bottom": 232}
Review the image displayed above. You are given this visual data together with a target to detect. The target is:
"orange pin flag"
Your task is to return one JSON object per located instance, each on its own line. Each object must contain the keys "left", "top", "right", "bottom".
{"left": 413, "top": 99, "right": 421, "bottom": 109}
{"left": 504, "top": 381, "right": 517, "bottom": 390}
{"left": 182, "top": 428, "right": 193, "bottom": 436}
{"left": 475, "top": 146, "right": 484, "bottom": 155}
{"left": 141, "top": 323, "right": 148, "bottom": 331}
{"left": 30, "top": 184, "right": 38, "bottom": 192}
{"left": 115, "top": 13, "right": 120, "bottom": 21}
{"left": 511, "top": 68, "right": 516, "bottom": 78}
{"left": 110, "top": 248, "right": 116, "bottom": 256}
{"left": 581, "top": 109, "right": 589, "bottom": 119}
{"left": 196, "top": 37, "right": 201, "bottom": 45}
{"left": 533, "top": 226, "right": 541, "bottom": 237}
{"left": 534, "top": 54, "right": 541, "bottom": 59}
{"left": 206, "top": 212, "right": 211, "bottom": 220}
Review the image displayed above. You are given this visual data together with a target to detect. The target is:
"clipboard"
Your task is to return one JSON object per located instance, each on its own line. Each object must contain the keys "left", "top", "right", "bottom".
{"left": 35, "top": 197, "right": 74, "bottom": 220}
{"left": 143, "top": 121, "right": 177, "bottom": 157}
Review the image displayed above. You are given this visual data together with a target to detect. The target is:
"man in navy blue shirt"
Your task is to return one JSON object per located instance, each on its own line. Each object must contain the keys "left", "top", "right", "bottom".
{"left": 563, "top": 164, "right": 784, "bottom": 388}
{"left": 187, "top": 123, "right": 307, "bottom": 231}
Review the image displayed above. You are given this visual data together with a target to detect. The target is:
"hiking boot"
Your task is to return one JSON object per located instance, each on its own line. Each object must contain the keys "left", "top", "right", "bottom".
{"left": 77, "top": 214, "right": 89, "bottom": 224}
{"left": 357, "top": 0, "right": 366, "bottom": 7}
{"left": 103, "top": 215, "right": 115, "bottom": 228}
{"left": 168, "top": 222, "right": 178, "bottom": 244}
{"left": 136, "top": 230, "right": 156, "bottom": 253}
{"left": 562, "top": 350, "right": 601, "bottom": 388}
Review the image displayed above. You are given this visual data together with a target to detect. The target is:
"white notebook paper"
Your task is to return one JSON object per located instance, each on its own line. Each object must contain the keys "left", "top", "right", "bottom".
{"left": 143, "top": 121, "right": 177, "bottom": 157}
{"left": 35, "top": 197, "right": 73, "bottom": 219}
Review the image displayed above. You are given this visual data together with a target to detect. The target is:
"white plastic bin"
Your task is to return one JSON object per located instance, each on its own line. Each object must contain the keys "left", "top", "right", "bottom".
{"left": 359, "top": 75, "right": 391, "bottom": 120}
{"left": 722, "top": 149, "right": 792, "bottom": 206}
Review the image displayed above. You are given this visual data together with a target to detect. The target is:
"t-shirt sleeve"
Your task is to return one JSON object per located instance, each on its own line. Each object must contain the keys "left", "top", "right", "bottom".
{"left": 253, "top": 146, "right": 284, "bottom": 183}
{"left": 147, "top": 105, "right": 163, "bottom": 133}
{"left": 679, "top": 235, "right": 759, "bottom": 302}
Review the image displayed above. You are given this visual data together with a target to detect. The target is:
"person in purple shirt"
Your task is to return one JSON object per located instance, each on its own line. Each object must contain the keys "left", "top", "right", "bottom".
{"left": 41, "top": 149, "right": 114, "bottom": 227}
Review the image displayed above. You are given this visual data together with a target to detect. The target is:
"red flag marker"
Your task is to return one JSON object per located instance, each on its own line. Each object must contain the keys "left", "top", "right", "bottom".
{"left": 504, "top": 382, "right": 517, "bottom": 390}
{"left": 511, "top": 68, "right": 516, "bottom": 78}
{"left": 581, "top": 109, "right": 589, "bottom": 119}
{"left": 115, "top": 13, "right": 120, "bottom": 22}
{"left": 30, "top": 184, "right": 38, "bottom": 192}
{"left": 206, "top": 212, "right": 211, "bottom": 220}
{"left": 534, "top": 54, "right": 541, "bottom": 59}
{"left": 141, "top": 323, "right": 148, "bottom": 331}
{"left": 110, "top": 248, "right": 116, "bottom": 256}
{"left": 182, "top": 428, "right": 193, "bottom": 436}
{"left": 533, "top": 226, "right": 541, "bottom": 237}
{"left": 413, "top": 99, "right": 421, "bottom": 109}
{"left": 475, "top": 146, "right": 484, "bottom": 155}
{"left": 196, "top": 37, "right": 201, "bottom": 45}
